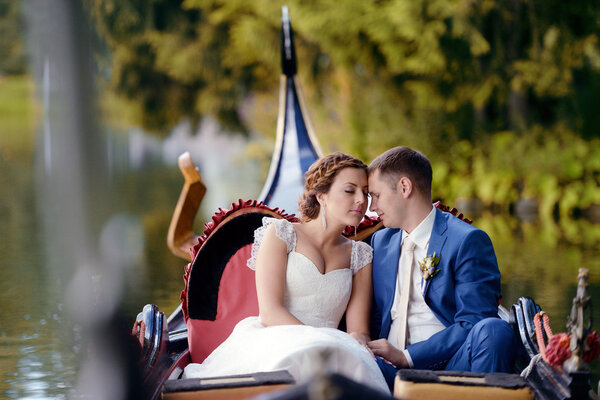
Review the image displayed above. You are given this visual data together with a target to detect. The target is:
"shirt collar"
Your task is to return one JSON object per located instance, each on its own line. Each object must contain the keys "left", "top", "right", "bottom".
{"left": 402, "top": 206, "right": 436, "bottom": 250}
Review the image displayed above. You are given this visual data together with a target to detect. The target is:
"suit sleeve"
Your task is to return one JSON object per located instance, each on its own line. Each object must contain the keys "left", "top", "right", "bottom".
{"left": 406, "top": 228, "right": 501, "bottom": 370}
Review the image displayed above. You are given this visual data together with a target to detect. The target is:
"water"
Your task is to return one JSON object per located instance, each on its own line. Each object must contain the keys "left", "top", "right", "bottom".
{"left": 0, "top": 122, "right": 264, "bottom": 398}
{"left": 1, "top": 127, "right": 599, "bottom": 397}
{"left": 0, "top": 155, "right": 77, "bottom": 399}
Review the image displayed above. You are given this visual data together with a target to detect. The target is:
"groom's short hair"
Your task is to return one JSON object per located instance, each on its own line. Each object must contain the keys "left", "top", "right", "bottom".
{"left": 368, "top": 146, "right": 432, "bottom": 196}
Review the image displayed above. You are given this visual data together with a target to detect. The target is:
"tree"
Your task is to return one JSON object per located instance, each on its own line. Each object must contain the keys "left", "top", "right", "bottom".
{"left": 0, "top": 0, "right": 26, "bottom": 75}
{"left": 88, "top": 0, "right": 600, "bottom": 146}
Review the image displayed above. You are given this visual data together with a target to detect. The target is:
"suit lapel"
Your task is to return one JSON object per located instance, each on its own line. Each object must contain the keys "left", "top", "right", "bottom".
{"left": 381, "top": 230, "right": 403, "bottom": 324}
{"left": 422, "top": 209, "right": 448, "bottom": 297}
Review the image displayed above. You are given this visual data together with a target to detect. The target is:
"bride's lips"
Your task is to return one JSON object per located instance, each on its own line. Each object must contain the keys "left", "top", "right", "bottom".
{"left": 350, "top": 209, "right": 363, "bottom": 215}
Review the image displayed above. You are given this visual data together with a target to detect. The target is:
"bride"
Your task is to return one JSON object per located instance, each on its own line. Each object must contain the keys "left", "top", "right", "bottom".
{"left": 183, "top": 153, "right": 389, "bottom": 393}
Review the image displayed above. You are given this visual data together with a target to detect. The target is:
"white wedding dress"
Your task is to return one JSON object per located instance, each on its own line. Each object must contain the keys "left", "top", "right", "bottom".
{"left": 182, "top": 217, "right": 388, "bottom": 393}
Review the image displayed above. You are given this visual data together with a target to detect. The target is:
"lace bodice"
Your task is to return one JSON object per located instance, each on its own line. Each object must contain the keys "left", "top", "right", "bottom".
{"left": 247, "top": 217, "right": 373, "bottom": 328}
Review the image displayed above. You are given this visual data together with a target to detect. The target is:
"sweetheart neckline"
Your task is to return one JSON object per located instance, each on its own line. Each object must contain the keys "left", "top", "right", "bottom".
{"left": 290, "top": 251, "right": 351, "bottom": 276}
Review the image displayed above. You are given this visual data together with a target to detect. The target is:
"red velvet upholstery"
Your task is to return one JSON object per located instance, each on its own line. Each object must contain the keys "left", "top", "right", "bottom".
{"left": 182, "top": 201, "right": 298, "bottom": 364}
{"left": 188, "top": 244, "right": 258, "bottom": 363}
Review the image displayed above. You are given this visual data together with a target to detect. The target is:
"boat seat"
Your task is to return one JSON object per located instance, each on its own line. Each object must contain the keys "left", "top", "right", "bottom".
{"left": 394, "top": 370, "right": 535, "bottom": 400}
{"left": 181, "top": 200, "right": 474, "bottom": 365}
{"left": 181, "top": 200, "right": 298, "bottom": 363}
{"left": 162, "top": 370, "right": 295, "bottom": 399}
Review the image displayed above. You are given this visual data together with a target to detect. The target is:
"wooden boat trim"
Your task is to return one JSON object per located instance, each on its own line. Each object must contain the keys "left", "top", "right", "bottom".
{"left": 167, "top": 152, "right": 206, "bottom": 261}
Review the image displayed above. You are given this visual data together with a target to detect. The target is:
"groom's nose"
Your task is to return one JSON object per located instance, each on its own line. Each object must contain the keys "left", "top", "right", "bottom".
{"left": 369, "top": 198, "right": 377, "bottom": 213}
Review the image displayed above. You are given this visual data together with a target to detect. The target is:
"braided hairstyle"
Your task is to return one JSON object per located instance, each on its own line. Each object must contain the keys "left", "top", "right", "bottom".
{"left": 298, "top": 152, "right": 367, "bottom": 221}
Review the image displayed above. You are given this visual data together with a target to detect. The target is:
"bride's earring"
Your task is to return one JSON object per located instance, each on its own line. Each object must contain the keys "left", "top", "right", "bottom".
{"left": 321, "top": 207, "right": 327, "bottom": 230}
{"left": 354, "top": 225, "right": 357, "bottom": 237}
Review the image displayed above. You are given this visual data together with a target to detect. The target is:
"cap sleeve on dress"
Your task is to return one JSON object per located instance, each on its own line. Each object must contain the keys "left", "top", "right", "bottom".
{"left": 350, "top": 241, "right": 373, "bottom": 275}
{"left": 247, "top": 217, "right": 296, "bottom": 270}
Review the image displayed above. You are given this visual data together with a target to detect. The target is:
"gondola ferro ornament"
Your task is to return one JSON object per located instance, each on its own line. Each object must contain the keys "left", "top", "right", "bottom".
{"left": 563, "top": 268, "right": 600, "bottom": 372}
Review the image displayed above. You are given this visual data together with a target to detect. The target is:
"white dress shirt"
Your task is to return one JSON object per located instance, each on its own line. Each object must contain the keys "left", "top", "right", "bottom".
{"left": 387, "top": 206, "right": 446, "bottom": 367}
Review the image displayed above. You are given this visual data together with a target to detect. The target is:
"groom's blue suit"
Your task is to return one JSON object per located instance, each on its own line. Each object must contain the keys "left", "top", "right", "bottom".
{"left": 372, "top": 208, "right": 515, "bottom": 373}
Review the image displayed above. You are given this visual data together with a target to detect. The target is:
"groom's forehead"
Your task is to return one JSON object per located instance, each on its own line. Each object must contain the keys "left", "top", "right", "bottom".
{"left": 368, "top": 176, "right": 386, "bottom": 198}
{"left": 368, "top": 170, "right": 387, "bottom": 187}
{"left": 367, "top": 175, "right": 379, "bottom": 189}
{"left": 368, "top": 169, "right": 382, "bottom": 182}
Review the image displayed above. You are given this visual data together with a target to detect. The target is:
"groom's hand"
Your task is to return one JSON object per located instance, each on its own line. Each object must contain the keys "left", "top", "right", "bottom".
{"left": 367, "top": 339, "right": 409, "bottom": 369}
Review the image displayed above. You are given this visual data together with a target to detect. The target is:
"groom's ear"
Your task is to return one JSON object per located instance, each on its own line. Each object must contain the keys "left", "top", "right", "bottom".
{"left": 397, "top": 176, "right": 413, "bottom": 198}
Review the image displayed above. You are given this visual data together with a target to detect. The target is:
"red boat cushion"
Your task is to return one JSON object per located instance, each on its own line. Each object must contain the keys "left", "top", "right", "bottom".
{"left": 183, "top": 204, "right": 298, "bottom": 364}
{"left": 188, "top": 244, "right": 258, "bottom": 363}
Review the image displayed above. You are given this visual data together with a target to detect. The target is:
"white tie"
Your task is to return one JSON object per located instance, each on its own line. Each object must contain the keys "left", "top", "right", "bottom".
{"left": 397, "top": 237, "right": 416, "bottom": 349}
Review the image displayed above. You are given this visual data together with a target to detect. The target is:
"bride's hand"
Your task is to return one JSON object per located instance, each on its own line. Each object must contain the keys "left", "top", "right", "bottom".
{"left": 349, "top": 332, "right": 374, "bottom": 356}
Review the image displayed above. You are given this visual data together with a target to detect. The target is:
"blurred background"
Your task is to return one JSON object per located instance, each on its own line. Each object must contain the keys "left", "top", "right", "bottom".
{"left": 0, "top": 0, "right": 599, "bottom": 398}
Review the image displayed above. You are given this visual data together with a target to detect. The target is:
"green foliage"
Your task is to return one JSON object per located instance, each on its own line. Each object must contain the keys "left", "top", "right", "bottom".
{"left": 87, "top": 0, "right": 600, "bottom": 211}
{"left": 431, "top": 126, "right": 600, "bottom": 217}
{"left": 88, "top": 0, "right": 284, "bottom": 134}
{"left": 89, "top": 0, "right": 600, "bottom": 140}
{"left": 0, "top": 0, "right": 26, "bottom": 75}
{"left": 0, "top": 75, "right": 37, "bottom": 158}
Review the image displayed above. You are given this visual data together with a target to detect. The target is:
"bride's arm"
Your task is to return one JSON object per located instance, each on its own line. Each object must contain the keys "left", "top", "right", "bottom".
{"left": 345, "top": 263, "right": 373, "bottom": 346}
{"left": 255, "top": 224, "right": 304, "bottom": 326}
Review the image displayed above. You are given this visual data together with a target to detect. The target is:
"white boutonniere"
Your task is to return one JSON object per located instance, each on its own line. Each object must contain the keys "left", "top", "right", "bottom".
{"left": 419, "top": 253, "right": 441, "bottom": 281}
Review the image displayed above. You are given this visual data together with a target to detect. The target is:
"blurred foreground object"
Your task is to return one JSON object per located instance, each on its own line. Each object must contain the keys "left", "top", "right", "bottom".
{"left": 24, "top": 0, "right": 143, "bottom": 398}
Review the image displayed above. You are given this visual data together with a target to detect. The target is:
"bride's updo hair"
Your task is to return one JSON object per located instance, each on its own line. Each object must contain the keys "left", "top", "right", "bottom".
{"left": 298, "top": 152, "right": 367, "bottom": 221}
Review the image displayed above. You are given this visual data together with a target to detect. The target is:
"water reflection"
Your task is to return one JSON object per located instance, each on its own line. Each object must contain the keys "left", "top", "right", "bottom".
{"left": 0, "top": 317, "right": 76, "bottom": 399}
{"left": 0, "top": 106, "right": 265, "bottom": 398}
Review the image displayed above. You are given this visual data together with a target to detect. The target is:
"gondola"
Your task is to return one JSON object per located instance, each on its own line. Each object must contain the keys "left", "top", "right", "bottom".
{"left": 131, "top": 7, "right": 598, "bottom": 400}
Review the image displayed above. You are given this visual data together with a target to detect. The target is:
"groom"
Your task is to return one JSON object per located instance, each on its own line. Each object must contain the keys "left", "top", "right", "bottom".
{"left": 366, "top": 146, "right": 517, "bottom": 390}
